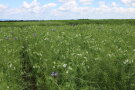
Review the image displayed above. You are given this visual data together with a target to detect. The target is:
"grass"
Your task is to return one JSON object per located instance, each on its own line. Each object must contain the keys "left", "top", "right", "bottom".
{"left": 0, "top": 20, "right": 135, "bottom": 90}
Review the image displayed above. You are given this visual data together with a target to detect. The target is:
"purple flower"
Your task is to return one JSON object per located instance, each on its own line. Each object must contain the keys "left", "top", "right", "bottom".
{"left": 50, "top": 29, "right": 56, "bottom": 32}
{"left": 51, "top": 72, "right": 58, "bottom": 77}
{"left": 4, "top": 36, "right": 9, "bottom": 40}
{"left": 33, "top": 32, "right": 36, "bottom": 37}
{"left": 14, "top": 37, "right": 17, "bottom": 40}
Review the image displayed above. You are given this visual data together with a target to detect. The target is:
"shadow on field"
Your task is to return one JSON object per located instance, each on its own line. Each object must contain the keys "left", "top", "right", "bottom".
{"left": 20, "top": 42, "right": 37, "bottom": 90}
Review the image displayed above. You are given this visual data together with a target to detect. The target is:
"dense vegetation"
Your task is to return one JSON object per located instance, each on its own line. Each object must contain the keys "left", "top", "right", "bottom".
{"left": 0, "top": 20, "right": 135, "bottom": 90}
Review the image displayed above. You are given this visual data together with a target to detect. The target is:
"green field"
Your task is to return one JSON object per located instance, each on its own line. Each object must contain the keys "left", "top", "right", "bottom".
{"left": 0, "top": 20, "right": 135, "bottom": 90}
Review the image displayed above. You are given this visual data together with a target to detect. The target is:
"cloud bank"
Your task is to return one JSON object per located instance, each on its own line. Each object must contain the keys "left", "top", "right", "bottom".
{"left": 0, "top": 0, "right": 135, "bottom": 20}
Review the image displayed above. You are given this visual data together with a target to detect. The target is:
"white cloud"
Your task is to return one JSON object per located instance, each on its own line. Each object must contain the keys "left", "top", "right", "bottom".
{"left": 0, "top": 4, "right": 7, "bottom": 10}
{"left": 0, "top": 0, "right": 135, "bottom": 20}
{"left": 0, "top": 0, "right": 57, "bottom": 20}
{"left": 43, "top": 3, "right": 57, "bottom": 8}
{"left": 21, "top": 0, "right": 56, "bottom": 13}
{"left": 80, "top": 0, "right": 93, "bottom": 5}
{"left": 21, "top": 0, "right": 41, "bottom": 13}
{"left": 121, "top": 0, "right": 133, "bottom": 4}
{"left": 111, "top": 2, "right": 118, "bottom": 7}
{"left": 58, "top": 1, "right": 78, "bottom": 12}
{"left": 53, "top": 1, "right": 135, "bottom": 19}
{"left": 23, "top": 0, "right": 40, "bottom": 8}
{"left": 98, "top": 1, "right": 108, "bottom": 8}
{"left": 58, "top": 0, "right": 76, "bottom": 3}
{"left": 18, "top": 0, "right": 56, "bottom": 14}
{"left": 121, "top": 0, "right": 135, "bottom": 7}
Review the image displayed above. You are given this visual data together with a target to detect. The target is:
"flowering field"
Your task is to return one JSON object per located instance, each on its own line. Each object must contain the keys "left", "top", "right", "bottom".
{"left": 0, "top": 20, "right": 135, "bottom": 90}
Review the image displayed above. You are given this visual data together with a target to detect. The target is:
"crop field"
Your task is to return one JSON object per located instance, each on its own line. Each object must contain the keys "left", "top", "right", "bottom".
{"left": 0, "top": 20, "right": 135, "bottom": 90}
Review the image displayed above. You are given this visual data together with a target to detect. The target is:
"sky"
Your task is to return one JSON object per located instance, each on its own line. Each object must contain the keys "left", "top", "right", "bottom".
{"left": 0, "top": 0, "right": 135, "bottom": 20}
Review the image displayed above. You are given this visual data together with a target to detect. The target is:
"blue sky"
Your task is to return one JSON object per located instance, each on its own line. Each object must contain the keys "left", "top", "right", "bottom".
{"left": 0, "top": 0, "right": 124, "bottom": 7}
{"left": 0, "top": 0, "right": 135, "bottom": 20}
